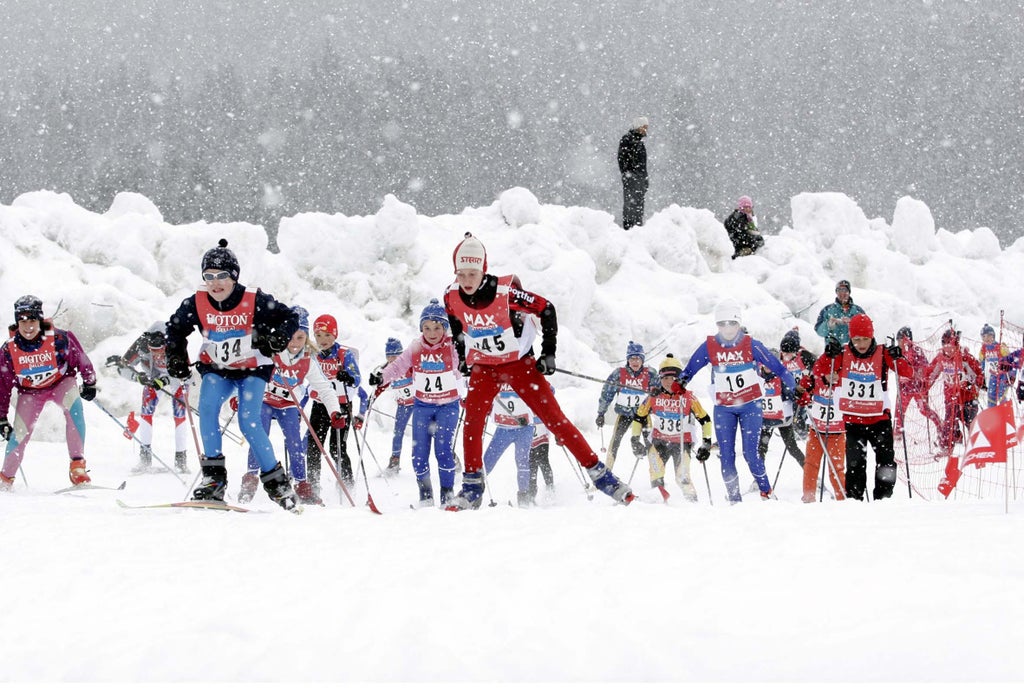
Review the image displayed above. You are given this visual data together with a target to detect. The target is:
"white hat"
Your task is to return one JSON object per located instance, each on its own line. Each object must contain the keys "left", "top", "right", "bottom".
{"left": 714, "top": 299, "right": 743, "bottom": 324}
{"left": 453, "top": 232, "right": 488, "bottom": 272}
{"left": 631, "top": 116, "right": 649, "bottom": 130}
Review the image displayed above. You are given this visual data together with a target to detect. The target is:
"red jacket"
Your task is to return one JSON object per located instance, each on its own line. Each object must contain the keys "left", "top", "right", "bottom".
{"left": 925, "top": 346, "right": 984, "bottom": 405}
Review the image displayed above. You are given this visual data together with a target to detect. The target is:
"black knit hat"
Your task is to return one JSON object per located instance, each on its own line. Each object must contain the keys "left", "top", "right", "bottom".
{"left": 201, "top": 238, "right": 240, "bottom": 281}
{"left": 780, "top": 329, "right": 800, "bottom": 353}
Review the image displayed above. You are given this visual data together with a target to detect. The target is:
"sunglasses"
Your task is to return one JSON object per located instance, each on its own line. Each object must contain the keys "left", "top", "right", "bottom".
{"left": 202, "top": 271, "right": 231, "bottom": 282}
{"left": 16, "top": 313, "right": 39, "bottom": 321}
{"left": 716, "top": 320, "right": 739, "bottom": 327}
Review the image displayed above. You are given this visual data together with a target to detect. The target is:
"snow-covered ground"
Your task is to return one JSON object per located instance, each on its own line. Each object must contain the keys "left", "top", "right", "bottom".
{"left": 0, "top": 189, "right": 1021, "bottom": 682}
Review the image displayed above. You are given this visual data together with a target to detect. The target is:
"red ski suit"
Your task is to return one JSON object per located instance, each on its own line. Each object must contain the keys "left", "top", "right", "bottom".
{"left": 444, "top": 274, "right": 600, "bottom": 473}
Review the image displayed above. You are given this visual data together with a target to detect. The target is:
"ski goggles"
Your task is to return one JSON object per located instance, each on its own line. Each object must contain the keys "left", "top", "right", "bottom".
{"left": 202, "top": 271, "right": 232, "bottom": 282}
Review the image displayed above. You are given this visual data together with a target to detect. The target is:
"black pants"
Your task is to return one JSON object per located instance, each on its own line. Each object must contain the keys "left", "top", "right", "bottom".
{"left": 529, "top": 442, "right": 554, "bottom": 495}
{"left": 845, "top": 419, "right": 897, "bottom": 501}
{"left": 307, "top": 401, "right": 353, "bottom": 487}
{"left": 606, "top": 413, "right": 633, "bottom": 470}
{"left": 758, "top": 424, "right": 806, "bottom": 467}
{"left": 622, "top": 179, "right": 646, "bottom": 230}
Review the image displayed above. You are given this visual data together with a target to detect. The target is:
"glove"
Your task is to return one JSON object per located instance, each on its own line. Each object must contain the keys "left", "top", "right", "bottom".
{"left": 1017, "top": 385, "right": 1024, "bottom": 402}
{"left": 535, "top": 354, "right": 556, "bottom": 376}
{"left": 330, "top": 412, "right": 347, "bottom": 429}
{"left": 695, "top": 439, "right": 712, "bottom": 463}
{"left": 825, "top": 337, "right": 842, "bottom": 358}
{"left": 105, "top": 354, "right": 123, "bottom": 368}
{"left": 256, "top": 330, "right": 289, "bottom": 357}
{"left": 353, "top": 415, "right": 364, "bottom": 431}
{"left": 459, "top": 360, "right": 471, "bottom": 376}
{"left": 375, "top": 384, "right": 389, "bottom": 399}
{"left": 887, "top": 343, "right": 903, "bottom": 360}
{"left": 137, "top": 374, "right": 169, "bottom": 390}
{"left": 229, "top": 396, "right": 239, "bottom": 412}
{"left": 336, "top": 369, "right": 356, "bottom": 386}
{"left": 630, "top": 435, "right": 646, "bottom": 456}
{"left": 0, "top": 417, "right": 11, "bottom": 441}
{"left": 665, "top": 378, "right": 685, "bottom": 395}
{"left": 79, "top": 383, "right": 97, "bottom": 402}
{"left": 595, "top": 414, "right": 605, "bottom": 428}
{"left": 167, "top": 354, "right": 190, "bottom": 380}
{"left": 368, "top": 370, "right": 383, "bottom": 387}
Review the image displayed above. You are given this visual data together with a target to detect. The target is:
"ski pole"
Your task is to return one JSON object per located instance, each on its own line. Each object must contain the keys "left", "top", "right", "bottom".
{"left": 770, "top": 435, "right": 789, "bottom": 492}
{"left": 700, "top": 458, "right": 714, "bottom": 506}
{"left": 559, "top": 444, "right": 594, "bottom": 500}
{"left": 156, "top": 384, "right": 244, "bottom": 445}
{"left": 287, "top": 388, "right": 358, "bottom": 509}
{"left": 818, "top": 438, "right": 828, "bottom": 502}
{"left": 599, "top": 424, "right": 606, "bottom": 453}
{"left": 350, "top": 429, "right": 383, "bottom": 515}
{"left": 627, "top": 450, "right": 644, "bottom": 486}
{"left": 18, "top": 465, "right": 28, "bottom": 488}
{"left": 181, "top": 390, "right": 206, "bottom": 500}
{"left": 90, "top": 399, "right": 187, "bottom": 485}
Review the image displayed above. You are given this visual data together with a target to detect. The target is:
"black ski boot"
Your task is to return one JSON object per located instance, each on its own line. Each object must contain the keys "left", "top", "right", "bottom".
{"left": 261, "top": 463, "right": 301, "bottom": 512}
{"left": 417, "top": 476, "right": 435, "bottom": 508}
{"left": 193, "top": 455, "right": 227, "bottom": 501}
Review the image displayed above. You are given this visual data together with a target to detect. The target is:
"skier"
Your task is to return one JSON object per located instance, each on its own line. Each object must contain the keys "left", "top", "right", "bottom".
{"left": 371, "top": 337, "right": 414, "bottom": 476}
{"left": 482, "top": 382, "right": 536, "bottom": 507}
{"left": 443, "top": 232, "right": 634, "bottom": 510}
{"left": 163, "top": 239, "right": 301, "bottom": 511}
{"left": 308, "top": 312, "right": 362, "bottom": 494}
{"left": 237, "top": 306, "right": 344, "bottom": 506}
{"left": 756, "top": 353, "right": 806, "bottom": 476}
{"left": 676, "top": 299, "right": 794, "bottom": 502}
{"left": 822, "top": 313, "right": 911, "bottom": 501}
{"left": 924, "top": 329, "right": 984, "bottom": 457}
{"left": 0, "top": 295, "right": 98, "bottom": 489}
{"left": 631, "top": 354, "right": 713, "bottom": 502}
{"left": 797, "top": 356, "right": 846, "bottom": 502}
{"left": 814, "top": 279, "right": 866, "bottom": 345}
{"left": 373, "top": 299, "right": 463, "bottom": 507}
{"left": 892, "top": 326, "right": 942, "bottom": 438}
{"left": 778, "top": 328, "right": 816, "bottom": 438}
{"left": 977, "top": 323, "right": 1012, "bottom": 408}
{"left": 107, "top": 322, "right": 190, "bottom": 473}
{"left": 595, "top": 340, "right": 657, "bottom": 469}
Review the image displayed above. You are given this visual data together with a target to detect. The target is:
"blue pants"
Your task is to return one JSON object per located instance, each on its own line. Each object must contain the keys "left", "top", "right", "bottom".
{"left": 246, "top": 405, "right": 305, "bottom": 480}
{"left": 411, "top": 399, "right": 459, "bottom": 489}
{"left": 483, "top": 426, "right": 533, "bottom": 492}
{"left": 199, "top": 373, "right": 278, "bottom": 473}
{"left": 714, "top": 401, "right": 768, "bottom": 501}
{"left": 391, "top": 403, "right": 413, "bottom": 457}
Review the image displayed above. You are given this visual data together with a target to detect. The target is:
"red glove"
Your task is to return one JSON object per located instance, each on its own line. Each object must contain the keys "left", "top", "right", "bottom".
{"left": 353, "top": 415, "right": 364, "bottom": 431}
{"left": 375, "top": 384, "right": 389, "bottom": 399}
{"left": 330, "top": 412, "right": 347, "bottom": 429}
{"left": 229, "top": 396, "right": 239, "bottom": 412}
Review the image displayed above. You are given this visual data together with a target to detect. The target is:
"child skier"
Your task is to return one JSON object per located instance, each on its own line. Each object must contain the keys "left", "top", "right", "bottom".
{"left": 163, "top": 239, "right": 301, "bottom": 511}
{"left": 237, "top": 306, "right": 344, "bottom": 505}
{"left": 798, "top": 355, "right": 847, "bottom": 502}
{"left": 924, "top": 329, "right": 985, "bottom": 457}
{"left": 482, "top": 382, "right": 536, "bottom": 506}
{"left": 443, "top": 232, "right": 634, "bottom": 510}
{"left": 677, "top": 299, "right": 795, "bottom": 502}
{"left": 893, "top": 326, "right": 942, "bottom": 438}
{"left": 756, "top": 353, "right": 806, "bottom": 474}
{"left": 1, "top": 295, "right": 98, "bottom": 489}
{"left": 308, "top": 313, "right": 362, "bottom": 493}
{"left": 107, "top": 321, "right": 190, "bottom": 473}
{"left": 372, "top": 337, "right": 414, "bottom": 476}
{"left": 631, "top": 354, "right": 713, "bottom": 503}
{"left": 595, "top": 341, "right": 657, "bottom": 469}
{"left": 528, "top": 412, "right": 555, "bottom": 503}
{"left": 978, "top": 324, "right": 1012, "bottom": 408}
{"left": 823, "top": 313, "right": 911, "bottom": 501}
{"left": 375, "top": 299, "right": 463, "bottom": 507}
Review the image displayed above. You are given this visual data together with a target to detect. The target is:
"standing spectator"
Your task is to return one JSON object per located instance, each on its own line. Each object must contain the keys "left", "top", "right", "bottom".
{"left": 595, "top": 341, "right": 657, "bottom": 470}
{"left": 1, "top": 295, "right": 98, "bottom": 489}
{"left": 617, "top": 116, "right": 649, "bottom": 230}
{"left": 814, "top": 279, "right": 866, "bottom": 345}
{"left": 724, "top": 196, "right": 764, "bottom": 259}
{"left": 822, "top": 313, "right": 910, "bottom": 501}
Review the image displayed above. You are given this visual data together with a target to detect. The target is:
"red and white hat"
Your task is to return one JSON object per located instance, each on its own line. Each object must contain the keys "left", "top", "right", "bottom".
{"left": 313, "top": 314, "right": 338, "bottom": 338}
{"left": 453, "top": 232, "right": 487, "bottom": 273}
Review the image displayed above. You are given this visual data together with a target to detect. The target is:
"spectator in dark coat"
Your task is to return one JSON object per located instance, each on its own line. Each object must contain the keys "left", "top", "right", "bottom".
{"left": 618, "top": 117, "right": 649, "bottom": 230}
{"left": 724, "top": 195, "right": 764, "bottom": 258}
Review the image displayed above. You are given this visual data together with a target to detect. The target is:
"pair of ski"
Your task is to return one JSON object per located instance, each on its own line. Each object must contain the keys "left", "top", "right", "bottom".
{"left": 116, "top": 498, "right": 254, "bottom": 513}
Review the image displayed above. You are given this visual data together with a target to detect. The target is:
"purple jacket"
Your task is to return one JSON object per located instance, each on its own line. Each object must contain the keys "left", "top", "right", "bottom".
{"left": 0, "top": 325, "right": 96, "bottom": 410}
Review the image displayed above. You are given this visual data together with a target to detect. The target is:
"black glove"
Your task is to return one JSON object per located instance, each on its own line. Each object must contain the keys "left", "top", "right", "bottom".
{"left": 695, "top": 439, "right": 712, "bottom": 463}
{"left": 368, "top": 370, "right": 383, "bottom": 387}
{"left": 825, "top": 337, "right": 842, "bottom": 358}
{"left": 256, "top": 330, "right": 289, "bottom": 357}
{"left": 887, "top": 343, "right": 903, "bottom": 360}
{"left": 630, "top": 435, "right": 646, "bottom": 456}
{"left": 79, "top": 383, "right": 97, "bottom": 402}
{"left": 137, "top": 374, "right": 169, "bottom": 390}
{"left": 167, "top": 354, "right": 190, "bottom": 380}
{"left": 336, "top": 369, "right": 356, "bottom": 386}
{"left": 595, "top": 414, "right": 605, "bottom": 428}
{"left": 105, "top": 354, "right": 123, "bottom": 368}
{"left": 1018, "top": 385, "right": 1024, "bottom": 402}
{"left": 0, "top": 417, "right": 12, "bottom": 441}
{"left": 459, "top": 359, "right": 471, "bottom": 376}
{"left": 535, "top": 354, "right": 556, "bottom": 376}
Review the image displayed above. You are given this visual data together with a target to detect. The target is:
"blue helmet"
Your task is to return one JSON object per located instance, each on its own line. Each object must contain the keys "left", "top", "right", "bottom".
{"left": 385, "top": 337, "right": 404, "bottom": 356}
{"left": 419, "top": 299, "right": 449, "bottom": 330}
{"left": 292, "top": 306, "right": 310, "bottom": 334}
{"left": 626, "top": 340, "right": 645, "bottom": 363}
